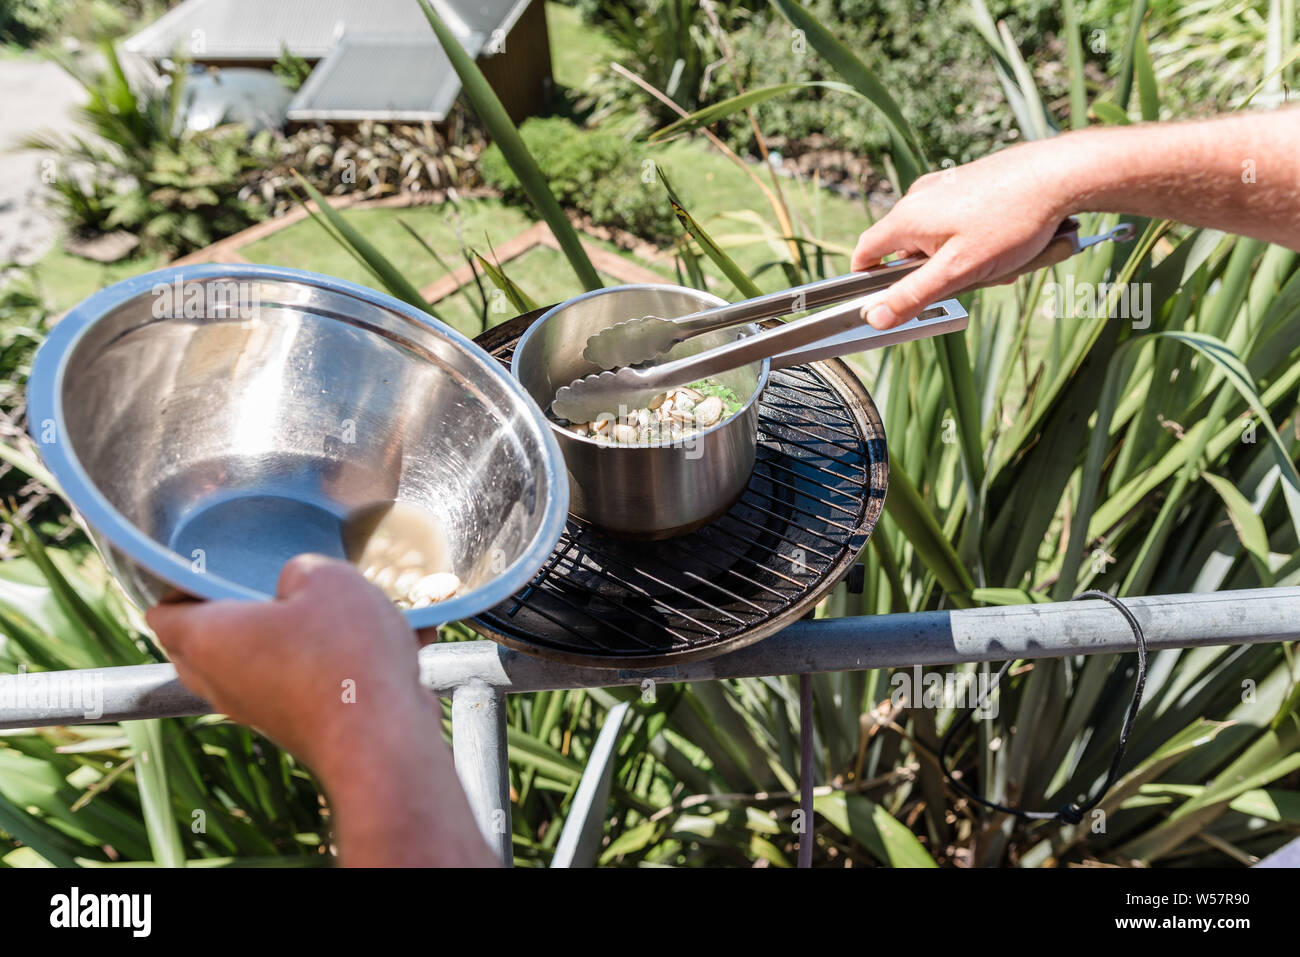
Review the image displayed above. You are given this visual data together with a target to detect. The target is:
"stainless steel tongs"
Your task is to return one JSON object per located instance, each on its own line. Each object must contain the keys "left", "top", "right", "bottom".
{"left": 582, "top": 265, "right": 929, "bottom": 369}
{"left": 552, "top": 218, "right": 1134, "bottom": 424}
{"left": 551, "top": 287, "right": 965, "bottom": 422}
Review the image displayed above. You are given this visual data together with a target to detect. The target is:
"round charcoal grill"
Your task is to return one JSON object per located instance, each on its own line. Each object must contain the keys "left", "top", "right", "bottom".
{"left": 469, "top": 311, "right": 888, "bottom": 668}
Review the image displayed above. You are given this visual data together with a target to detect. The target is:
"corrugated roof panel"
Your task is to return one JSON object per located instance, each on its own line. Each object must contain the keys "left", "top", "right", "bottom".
{"left": 125, "top": 0, "right": 530, "bottom": 60}
{"left": 285, "top": 35, "right": 472, "bottom": 121}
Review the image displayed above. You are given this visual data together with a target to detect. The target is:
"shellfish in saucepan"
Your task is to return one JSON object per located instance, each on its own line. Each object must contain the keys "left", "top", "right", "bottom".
{"left": 554, "top": 379, "right": 743, "bottom": 445}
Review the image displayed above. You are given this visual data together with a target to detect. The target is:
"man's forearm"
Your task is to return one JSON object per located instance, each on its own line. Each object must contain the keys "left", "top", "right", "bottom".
{"left": 851, "top": 106, "right": 1300, "bottom": 328}
{"left": 313, "top": 693, "right": 499, "bottom": 867}
{"left": 1047, "top": 110, "right": 1300, "bottom": 249}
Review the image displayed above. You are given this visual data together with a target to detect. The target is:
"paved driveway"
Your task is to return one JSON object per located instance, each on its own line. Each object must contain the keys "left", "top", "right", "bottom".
{"left": 0, "top": 55, "right": 85, "bottom": 264}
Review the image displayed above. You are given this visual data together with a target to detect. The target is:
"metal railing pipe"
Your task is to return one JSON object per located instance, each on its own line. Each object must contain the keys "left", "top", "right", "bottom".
{"left": 450, "top": 681, "right": 512, "bottom": 865}
{"left": 1, "top": 586, "right": 1297, "bottom": 730}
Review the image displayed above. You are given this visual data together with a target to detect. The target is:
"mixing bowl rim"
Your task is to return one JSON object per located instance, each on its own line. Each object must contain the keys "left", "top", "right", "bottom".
{"left": 25, "top": 262, "right": 570, "bottom": 627}
{"left": 509, "top": 283, "right": 773, "bottom": 448}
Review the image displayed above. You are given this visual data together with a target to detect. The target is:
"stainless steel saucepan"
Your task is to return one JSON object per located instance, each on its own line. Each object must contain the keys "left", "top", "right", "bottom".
{"left": 511, "top": 284, "right": 967, "bottom": 538}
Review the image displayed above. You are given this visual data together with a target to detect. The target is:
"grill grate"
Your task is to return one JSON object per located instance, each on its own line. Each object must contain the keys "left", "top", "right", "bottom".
{"left": 469, "top": 313, "right": 888, "bottom": 668}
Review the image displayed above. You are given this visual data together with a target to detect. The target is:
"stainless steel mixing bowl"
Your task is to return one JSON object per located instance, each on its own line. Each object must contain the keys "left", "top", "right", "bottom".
{"left": 511, "top": 285, "right": 770, "bottom": 538}
{"left": 26, "top": 264, "right": 569, "bottom": 627}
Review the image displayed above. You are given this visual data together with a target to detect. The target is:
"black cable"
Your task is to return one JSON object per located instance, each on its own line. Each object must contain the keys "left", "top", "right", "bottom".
{"left": 937, "top": 590, "right": 1149, "bottom": 826}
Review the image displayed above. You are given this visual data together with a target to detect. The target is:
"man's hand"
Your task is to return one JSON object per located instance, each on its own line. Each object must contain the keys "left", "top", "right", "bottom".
{"left": 851, "top": 141, "right": 1070, "bottom": 330}
{"left": 146, "top": 554, "right": 428, "bottom": 773}
{"left": 146, "top": 556, "right": 497, "bottom": 867}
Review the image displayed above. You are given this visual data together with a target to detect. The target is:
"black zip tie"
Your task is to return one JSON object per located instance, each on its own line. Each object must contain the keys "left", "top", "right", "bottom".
{"left": 937, "top": 590, "right": 1148, "bottom": 826}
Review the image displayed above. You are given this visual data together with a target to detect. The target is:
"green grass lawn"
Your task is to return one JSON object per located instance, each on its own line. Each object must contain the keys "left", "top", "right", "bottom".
{"left": 27, "top": 247, "right": 166, "bottom": 314}
{"left": 25, "top": 1, "right": 872, "bottom": 333}
{"left": 546, "top": 2, "right": 622, "bottom": 93}
{"left": 434, "top": 244, "right": 601, "bottom": 334}
{"left": 544, "top": 1, "right": 873, "bottom": 297}
{"left": 241, "top": 198, "right": 533, "bottom": 294}
{"left": 236, "top": 137, "right": 872, "bottom": 336}
{"left": 240, "top": 197, "right": 676, "bottom": 337}
{"left": 240, "top": 85, "right": 873, "bottom": 326}
{"left": 649, "top": 139, "right": 868, "bottom": 278}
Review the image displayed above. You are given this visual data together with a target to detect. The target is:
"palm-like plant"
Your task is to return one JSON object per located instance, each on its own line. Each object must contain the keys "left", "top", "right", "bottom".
{"left": 2, "top": 0, "right": 1298, "bottom": 867}
{"left": 27, "top": 42, "right": 269, "bottom": 255}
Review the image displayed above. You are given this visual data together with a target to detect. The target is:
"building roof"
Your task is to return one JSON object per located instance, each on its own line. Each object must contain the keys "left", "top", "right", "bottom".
{"left": 286, "top": 35, "right": 467, "bottom": 122}
{"left": 123, "top": 0, "right": 530, "bottom": 61}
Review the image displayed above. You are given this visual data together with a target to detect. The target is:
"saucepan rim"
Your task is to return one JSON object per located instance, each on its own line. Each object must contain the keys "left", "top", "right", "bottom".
{"left": 510, "top": 283, "right": 773, "bottom": 448}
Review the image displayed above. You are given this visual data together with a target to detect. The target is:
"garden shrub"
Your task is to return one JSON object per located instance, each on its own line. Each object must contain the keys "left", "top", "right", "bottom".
{"left": 480, "top": 116, "right": 677, "bottom": 242}
{"left": 272, "top": 43, "right": 312, "bottom": 92}
{"left": 567, "top": 0, "right": 1067, "bottom": 166}
{"left": 729, "top": 0, "right": 1065, "bottom": 165}
{"left": 0, "top": 0, "right": 71, "bottom": 45}
{"left": 30, "top": 43, "right": 274, "bottom": 256}
{"left": 39, "top": 122, "right": 272, "bottom": 256}
{"left": 0, "top": 0, "right": 162, "bottom": 46}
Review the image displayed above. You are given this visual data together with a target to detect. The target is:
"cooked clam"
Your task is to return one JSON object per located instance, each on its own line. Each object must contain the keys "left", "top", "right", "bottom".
{"left": 409, "top": 572, "right": 462, "bottom": 606}
{"left": 550, "top": 378, "right": 743, "bottom": 446}
{"left": 344, "top": 500, "right": 461, "bottom": 610}
{"left": 694, "top": 395, "right": 723, "bottom": 427}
